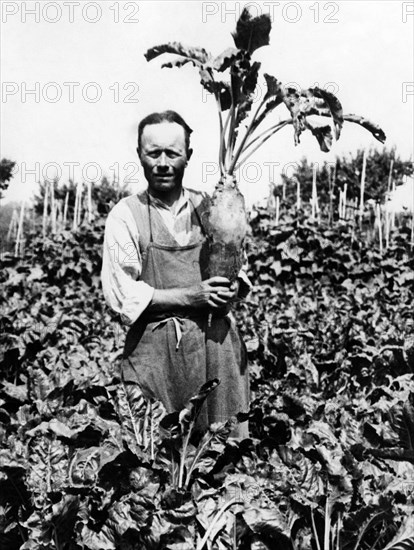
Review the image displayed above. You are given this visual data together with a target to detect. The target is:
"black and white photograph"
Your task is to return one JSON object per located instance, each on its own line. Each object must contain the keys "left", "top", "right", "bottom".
{"left": 1, "top": 1, "right": 413, "bottom": 548}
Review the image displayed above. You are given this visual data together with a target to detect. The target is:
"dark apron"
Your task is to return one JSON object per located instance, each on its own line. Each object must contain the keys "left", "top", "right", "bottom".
{"left": 121, "top": 191, "right": 249, "bottom": 437}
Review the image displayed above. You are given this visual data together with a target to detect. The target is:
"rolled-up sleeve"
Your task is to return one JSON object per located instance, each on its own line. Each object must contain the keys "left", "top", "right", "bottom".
{"left": 101, "top": 201, "right": 154, "bottom": 325}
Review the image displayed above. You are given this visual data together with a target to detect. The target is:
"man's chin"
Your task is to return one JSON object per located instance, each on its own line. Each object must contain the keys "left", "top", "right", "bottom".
{"left": 153, "top": 182, "right": 176, "bottom": 192}
{"left": 148, "top": 180, "right": 183, "bottom": 201}
{"left": 158, "top": 181, "right": 175, "bottom": 187}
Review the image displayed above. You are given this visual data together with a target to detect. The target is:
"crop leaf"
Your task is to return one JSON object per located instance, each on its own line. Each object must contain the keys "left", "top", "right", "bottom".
{"left": 78, "top": 522, "right": 116, "bottom": 550}
{"left": 309, "top": 87, "right": 344, "bottom": 139}
{"left": 21, "top": 495, "right": 80, "bottom": 550}
{"left": 342, "top": 114, "right": 386, "bottom": 142}
{"left": 144, "top": 42, "right": 210, "bottom": 65}
{"left": 184, "top": 413, "right": 249, "bottom": 486}
{"left": 161, "top": 56, "right": 197, "bottom": 69}
{"left": 263, "top": 73, "right": 279, "bottom": 99}
{"left": 235, "top": 60, "right": 262, "bottom": 127}
{"left": 116, "top": 382, "right": 165, "bottom": 457}
{"left": 231, "top": 8, "right": 271, "bottom": 54}
{"left": 275, "top": 85, "right": 344, "bottom": 148}
{"left": 69, "top": 441, "right": 121, "bottom": 487}
{"left": 382, "top": 513, "right": 414, "bottom": 550}
{"left": 307, "top": 123, "right": 333, "bottom": 152}
{"left": 242, "top": 506, "right": 291, "bottom": 541}
{"left": 179, "top": 380, "right": 219, "bottom": 438}
{"left": 211, "top": 47, "right": 239, "bottom": 72}
{"left": 160, "top": 379, "right": 220, "bottom": 488}
{"left": 388, "top": 392, "right": 414, "bottom": 450}
{"left": 199, "top": 69, "right": 232, "bottom": 110}
{"left": 26, "top": 435, "right": 69, "bottom": 497}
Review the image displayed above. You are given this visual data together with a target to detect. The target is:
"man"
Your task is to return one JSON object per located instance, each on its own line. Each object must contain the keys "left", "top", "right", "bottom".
{"left": 101, "top": 110, "right": 250, "bottom": 438}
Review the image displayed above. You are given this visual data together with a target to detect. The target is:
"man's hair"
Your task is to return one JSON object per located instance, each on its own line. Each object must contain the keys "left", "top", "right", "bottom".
{"left": 137, "top": 110, "right": 193, "bottom": 153}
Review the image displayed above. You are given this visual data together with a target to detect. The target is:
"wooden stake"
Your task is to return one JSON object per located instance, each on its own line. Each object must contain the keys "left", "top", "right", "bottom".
{"left": 359, "top": 149, "right": 367, "bottom": 226}
{"left": 72, "top": 189, "right": 77, "bottom": 230}
{"left": 50, "top": 180, "right": 56, "bottom": 234}
{"left": 387, "top": 159, "right": 394, "bottom": 195}
{"left": 77, "top": 181, "right": 83, "bottom": 226}
{"left": 63, "top": 191, "right": 69, "bottom": 226}
{"left": 311, "top": 163, "right": 317, "bottom": 220}
{"left": 385, "top": 207, "right": 390, "bottom": 250}
{"left": 72, "top": 182, "right": 79, "bottom": 230}
{"left": 15, "top": 201, "right": 25, "bottom": 257}
{"left": 391, "top": 179, "right": 396, "bottom": 229}
{"left": 338, "top": 190, "right": 343, "bottom": 220}
{"left": 42, "top": 182, "right": 49, "bottom": 239}
{"left": 73, "top": 181, "right": 83, "bottom": 230}
{"left": 7, "top": 209, "right": 18, "bottom": 241}
{"left": 333, "top": 161, "right": 338, "bottom": 222}
{"left": 376, "top": 203, "right": 383, "bottom": 254}
{"left": 296, "top": 178, "right": 301, "bottom": 210}
{"left": 267, "top": 191, "right": 275, "bottom": 214}
{"left": 87, "top": 180, "right": 93, "bottom": 223}
{"left": 343, "top": 183, "right": 348, "bottom": 220}
{"left": 411, "top": 177, "right": 414, "bottom": 249}
{"left": 275, "top": 195, "right": 280, "bottom": 225}
{"left": 328, "top": 165, "right": 334, "bottom": 225}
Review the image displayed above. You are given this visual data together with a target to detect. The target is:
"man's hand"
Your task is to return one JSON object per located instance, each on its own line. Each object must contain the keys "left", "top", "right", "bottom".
{"left": 148, "top": 277, "right": 240, "bottom": 312}
{"left": 189, "top": 277, "right": 239, "bottom": 309}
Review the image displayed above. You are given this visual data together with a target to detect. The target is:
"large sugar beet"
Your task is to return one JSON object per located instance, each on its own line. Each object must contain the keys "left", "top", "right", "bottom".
{"left": 204, "top": 177, "right": 248, "bottom": 281}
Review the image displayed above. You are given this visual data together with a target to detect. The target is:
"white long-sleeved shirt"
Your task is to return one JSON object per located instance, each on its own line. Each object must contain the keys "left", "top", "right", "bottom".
{"left": 101, "top": 188, "right": 251, "bottom": 325}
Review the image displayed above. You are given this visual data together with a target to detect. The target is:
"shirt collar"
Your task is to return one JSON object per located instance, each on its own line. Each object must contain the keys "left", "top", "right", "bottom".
{"left": 148, "top": 188, "right": 189, "bottom": 215}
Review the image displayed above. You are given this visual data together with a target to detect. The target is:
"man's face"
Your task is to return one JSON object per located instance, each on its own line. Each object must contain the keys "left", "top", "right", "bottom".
{"left": 138, "top": 122, "right": 192, "bottom": 201}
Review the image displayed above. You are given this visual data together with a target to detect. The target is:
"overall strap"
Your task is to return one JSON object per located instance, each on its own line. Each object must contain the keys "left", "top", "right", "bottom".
{"left": 188, "top": 196, "right": 207, "bottom": 237}
{"left": 124, "top": 192, "right": 152, "bottom": 252}
{"left": 124, "top": 189, "right": 207, "bottom": 252}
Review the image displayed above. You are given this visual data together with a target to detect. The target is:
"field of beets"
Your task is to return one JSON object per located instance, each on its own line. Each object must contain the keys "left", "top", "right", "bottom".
{"left": 1, "top": 203, "right": 413, "bottom": 550}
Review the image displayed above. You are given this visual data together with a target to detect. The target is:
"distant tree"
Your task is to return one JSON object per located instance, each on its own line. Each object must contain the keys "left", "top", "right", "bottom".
{"left": 0, "top": 158, "right": 16, "bottom": 198}
{"left": 33, "top": 176, "right": 131, "bottom": 218}
{"left": 92, "top": 176, "right": 131, "bottom": 214}
{"left": 279, "top": 148, "right": 413, "bottom": 205}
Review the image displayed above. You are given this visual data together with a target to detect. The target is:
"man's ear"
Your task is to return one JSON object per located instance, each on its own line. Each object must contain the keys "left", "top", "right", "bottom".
{"left": 186, "top": 148, "right": 193, "bottom": 163}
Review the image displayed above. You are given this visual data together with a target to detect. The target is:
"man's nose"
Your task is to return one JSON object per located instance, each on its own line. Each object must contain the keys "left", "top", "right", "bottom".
{"left": 157, "top": 153, "right": 168, "bottom": 167}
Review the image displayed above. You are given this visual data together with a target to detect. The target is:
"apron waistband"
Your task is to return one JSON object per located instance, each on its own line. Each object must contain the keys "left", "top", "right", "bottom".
{"left": 146, "top": 308, "right": 231, "bottom": 349}
{"left": 140, "top": 307, "right": 229, "bottom": 324}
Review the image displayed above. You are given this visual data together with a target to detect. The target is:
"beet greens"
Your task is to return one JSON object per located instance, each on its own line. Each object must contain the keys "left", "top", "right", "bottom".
{"left": 145, "top": 8, "right": 386, "bottom": 280}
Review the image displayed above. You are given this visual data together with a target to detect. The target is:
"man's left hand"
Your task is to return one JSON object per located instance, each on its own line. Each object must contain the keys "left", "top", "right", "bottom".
{"left": 216, "top": 279, "right": 240, "bottom": 303}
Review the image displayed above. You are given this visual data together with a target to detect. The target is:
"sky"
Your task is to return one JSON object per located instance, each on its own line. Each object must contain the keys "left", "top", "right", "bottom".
{"left": 1, "top": 0, "right": 413, "bottom": 207}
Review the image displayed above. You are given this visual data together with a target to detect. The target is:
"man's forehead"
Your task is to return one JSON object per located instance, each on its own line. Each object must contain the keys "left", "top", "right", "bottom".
{"left": 141, "top": 122, "right": 186, "bottom": 149}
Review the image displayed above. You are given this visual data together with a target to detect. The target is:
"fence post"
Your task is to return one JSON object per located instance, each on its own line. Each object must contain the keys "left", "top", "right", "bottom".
{"left": 15, "top": 201, "right": 25, "bottom": 257}
{"left": 359, "top": 149, "right": 367, "bottom": 228}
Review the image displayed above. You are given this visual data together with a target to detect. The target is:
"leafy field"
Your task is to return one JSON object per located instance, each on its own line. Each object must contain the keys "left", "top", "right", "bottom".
{"left": 1, "top": 202, "right": 413, "bottom": 549}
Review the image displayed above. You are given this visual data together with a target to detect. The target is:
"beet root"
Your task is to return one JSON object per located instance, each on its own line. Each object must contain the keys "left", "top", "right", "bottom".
{"left": 204, "top": 177, "right": 248, "bottom": 281}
